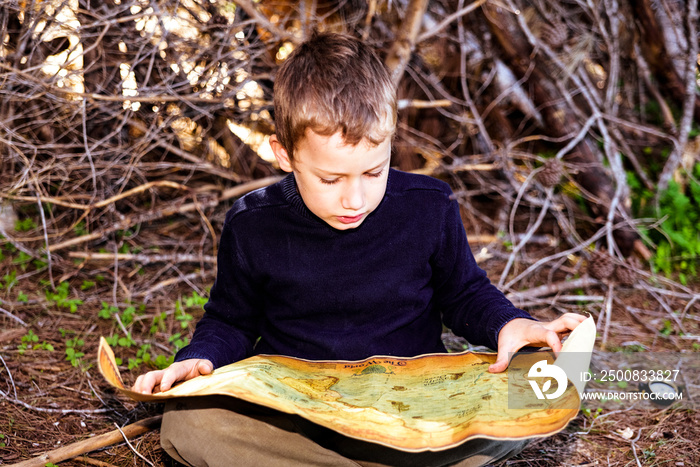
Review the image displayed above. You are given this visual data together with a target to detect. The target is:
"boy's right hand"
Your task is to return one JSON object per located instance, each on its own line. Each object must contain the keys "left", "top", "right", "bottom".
{"left": 132, "top": 359, "right": 213, "bottom": 395}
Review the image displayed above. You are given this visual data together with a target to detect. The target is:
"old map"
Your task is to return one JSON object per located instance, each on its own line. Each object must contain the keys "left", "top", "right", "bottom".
{"left": 99, "top": 317, "right": 595, "bottom": 451}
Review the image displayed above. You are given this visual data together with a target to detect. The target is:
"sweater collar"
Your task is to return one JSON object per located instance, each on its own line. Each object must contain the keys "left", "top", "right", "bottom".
{"left": 280, "top": 174, "right": 316, "bottom": 221}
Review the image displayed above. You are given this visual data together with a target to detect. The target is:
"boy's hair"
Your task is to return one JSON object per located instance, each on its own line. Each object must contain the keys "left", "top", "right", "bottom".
{"left": 273, "top": 32, "right": 397, "bottom": 159}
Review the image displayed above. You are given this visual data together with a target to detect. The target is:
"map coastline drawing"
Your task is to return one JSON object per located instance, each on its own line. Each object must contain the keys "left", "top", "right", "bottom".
{"left": 98, "top": 317, "right": 596, "bottom": 452}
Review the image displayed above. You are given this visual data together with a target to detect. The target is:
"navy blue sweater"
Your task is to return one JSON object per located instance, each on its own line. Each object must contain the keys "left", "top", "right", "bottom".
{"left": 175, "top": 169, "right": 532, "bottom": 368}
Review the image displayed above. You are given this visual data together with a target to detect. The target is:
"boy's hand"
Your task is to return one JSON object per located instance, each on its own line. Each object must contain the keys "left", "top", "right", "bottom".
{"left": 132, "top": 359, "right": 213, "bottom": 394}
{"left": 488, "top": 313, "right": 587, "bottom": 373}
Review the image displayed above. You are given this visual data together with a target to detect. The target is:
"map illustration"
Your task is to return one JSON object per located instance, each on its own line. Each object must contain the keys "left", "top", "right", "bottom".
{"left": 98, "top": 317, "right": 595, "bottom": 452}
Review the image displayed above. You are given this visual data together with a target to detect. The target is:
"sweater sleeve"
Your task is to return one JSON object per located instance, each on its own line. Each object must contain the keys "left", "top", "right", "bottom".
{"left": 433, "top": 197, "right": 534, "bottom": 350}
{"left": 174, "top": 212, "right": 261, "bottom": 368}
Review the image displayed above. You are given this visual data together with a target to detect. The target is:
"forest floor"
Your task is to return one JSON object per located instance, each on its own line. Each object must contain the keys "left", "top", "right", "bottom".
{"left": 1, "top": 230, "right": 698, "bottom": 467}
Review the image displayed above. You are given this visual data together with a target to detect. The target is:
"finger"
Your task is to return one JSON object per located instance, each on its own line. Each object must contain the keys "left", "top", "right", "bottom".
{"left": 134, "top": 370, "right": 163, "bottom": 394}
{"left": 488, "top": 344, "right": 516, "bottom": 373}
{"left": 197, "top": 360, "right": 213, "bottom": 376}
{"left": 545, "top": 329, "right": 563, "bottom": 354}
{"left": 132, "top": 374, "right": 145, "bottom": 393}
{"left": 545, "top": 314, "right": 586, "bottom": 333}
{"left": 160, "top": 366, "right": 184, "bottom": 392}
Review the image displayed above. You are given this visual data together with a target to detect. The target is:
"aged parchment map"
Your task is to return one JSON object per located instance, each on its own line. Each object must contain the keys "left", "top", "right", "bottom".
{"left": 99, "top": 317, "right": 595, "bottom": 451}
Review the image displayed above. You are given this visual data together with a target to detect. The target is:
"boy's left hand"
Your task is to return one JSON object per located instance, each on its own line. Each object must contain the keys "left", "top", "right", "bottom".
{"left": 488, "top": 313, "right": 587, "bottom": 373}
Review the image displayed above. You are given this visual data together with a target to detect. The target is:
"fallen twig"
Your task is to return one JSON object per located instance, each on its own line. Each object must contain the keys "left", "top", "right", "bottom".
{"left": 468, "top": 233, "right": 557, "bottom": 246}
{"left": 506, "top": 276, "right": 599, "bottom": 303}
{"left": 600, "top": 284, "right": 614, "bottom": 349}
{"left": 0, "top": 353, "right": 18, "bottom": 400}
{"left": 139, "top": 270, "right": 216, "bottom": 298}
{"left": 76, "top": 456, "right": 120, "bottom": 467}
{"left": 7, "top": 415, "right": 162, "bottom": 467}
{"left": 0, "top": 388, "right": 112, "bottom": 415}
{"left": 114, "top": 422, "right": 155, "bottom": 467}
{"left": 514, "top": 295, "right": 604, "bottom": 309}
{"left": 69, "top": 252, "right": 217, "bottom": 264}
{"left": 0, "top": 305, "right": 28, "bottom": 327}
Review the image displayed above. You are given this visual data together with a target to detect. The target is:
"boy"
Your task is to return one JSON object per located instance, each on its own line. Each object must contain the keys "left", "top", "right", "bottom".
{"left": 134, "top": 32, "right": 584, "bottom": 466}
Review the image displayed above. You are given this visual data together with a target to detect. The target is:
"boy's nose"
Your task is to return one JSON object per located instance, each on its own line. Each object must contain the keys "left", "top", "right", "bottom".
{"left": 341, "top": 179, "right": 366, "bottom": 211}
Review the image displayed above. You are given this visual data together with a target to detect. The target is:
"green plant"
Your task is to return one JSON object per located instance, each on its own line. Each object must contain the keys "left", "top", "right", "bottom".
{"left": 169, "top": 333, "right": 189, "bottom": 352}
{"left": 65, "top": 337, "right": 85, "bottom": 367}
{"left": 0, "top": 433, "right": 6, "bottom": 447}
{"left": 171, "top": 291, "right": 206, "bottom": 330}
{"left": 3, "top": 269, "right": 17, "bottom": 287}
{"left": 73, "top": 221, "right": 88, "bottom": 236}
{"left": 128, "top": 344, "right": 153, "bottom": 370}
{"left": 153, "top": 354, "right": 174, "bottom": 369}
{"left": 121, "top": 305, "right": 137, "bottom": 325}
{"left": 659, "top": 320, "right": 674, "bottom": 336}
{"left": 633, "top": 164, "right": 700, "bottom": 284}
{"left": 12, "top": 251, "right": 33, "bottom": 271}
{"left": 105, "top": 333, "right": 136, "bottom": 348}
{"left": 17, "top": 330, "right": 54, "bottom": 354}
{"left": 175, "top": 300, "right": 194, "bottom": 329}
{"left": 149, "top": 311, "right": 168, "bottom": 334}
{"left": 99, "top": 302, "right": 144, "bottom": 325}
{"left": 2, "top": 269, "right": 17, "bottom": 292}
{"left": 45, "top": 282, "right": 83, "bottom": 313}
{"left": 581, "top": 406, "right": 603, "bottom": 418}
{"left": 32, "top": 256, "right": 48, "bottom": 269}
{"left": 185, "top": 290, "right": 208, "bottom": 308}
{"left": 98, "top": 301, "right": 119, "bottom": 319}
{"left": 14, "top": 217, "right": 36, "bottom": 232}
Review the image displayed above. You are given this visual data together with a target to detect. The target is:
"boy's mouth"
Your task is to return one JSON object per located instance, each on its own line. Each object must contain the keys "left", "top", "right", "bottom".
{"left": 337, "top": 213, "right": 364, "bottom": 224}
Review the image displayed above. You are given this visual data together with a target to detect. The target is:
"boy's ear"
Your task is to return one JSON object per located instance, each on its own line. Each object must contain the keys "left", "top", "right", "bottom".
{"left": 269, "top": 135, "right": 293, "bottom": 173}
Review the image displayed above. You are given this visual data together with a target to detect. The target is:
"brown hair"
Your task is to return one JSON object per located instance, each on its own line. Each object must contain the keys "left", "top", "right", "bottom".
{"left": 273, "top": 32, "right": 397, "bottom": 159}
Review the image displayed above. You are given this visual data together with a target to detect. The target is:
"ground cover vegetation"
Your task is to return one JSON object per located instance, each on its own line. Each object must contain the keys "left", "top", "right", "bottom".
{"left": 1, "top": 0, "right": 699, "bottom": 465}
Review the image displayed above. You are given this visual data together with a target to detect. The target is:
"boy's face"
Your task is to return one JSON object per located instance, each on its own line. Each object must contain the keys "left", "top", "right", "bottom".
{"left": 270, "top": 130, "right": 391, "bottom": 230}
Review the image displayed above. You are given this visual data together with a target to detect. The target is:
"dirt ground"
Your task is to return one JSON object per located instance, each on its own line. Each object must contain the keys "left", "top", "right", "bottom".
{"left": 1, "top": 238, "right": 698, "bottom": 467}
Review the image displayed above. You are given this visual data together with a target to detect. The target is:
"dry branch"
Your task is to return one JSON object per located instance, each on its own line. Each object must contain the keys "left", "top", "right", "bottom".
{"left": 397, "top": 98, "right": 453, "bottom": 110}
{"left": 69, "top": 252, "right": 217, "bottom": 264}
{"left": 4, "top": 181, "right": 188, "bottom": 211}
{"left": 656, "top": 0, "right": 699, "bottom": 192}
{"left": 0, "top": 305, "right": 28, "bottom": 326}
{"left": 47, "top": 176, "right": 281, "bottom": 252}
{"left": 7, "top": 416, "right": 162, "bottom": 467}
{"left": 506, "top": 277, "right": 600, "bottom": 303}
{"left": 385, "top": 0, "right": 430, "bottom": 87}
{"left": 417, "top": 0, "right": 487, "bottom": 43}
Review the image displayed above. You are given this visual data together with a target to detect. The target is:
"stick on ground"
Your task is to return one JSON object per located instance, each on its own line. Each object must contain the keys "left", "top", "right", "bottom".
{"left": 7, "top": 415, "right": 162, "bottom": 467}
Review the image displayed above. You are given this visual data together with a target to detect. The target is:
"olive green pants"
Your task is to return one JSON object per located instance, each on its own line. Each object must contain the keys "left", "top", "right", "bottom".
{"left": 160, "top": 396, "right": 528, "bottom": 467}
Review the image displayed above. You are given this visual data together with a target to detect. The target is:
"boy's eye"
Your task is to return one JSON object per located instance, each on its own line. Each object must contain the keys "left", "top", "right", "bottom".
{"left": 319, "top": 170, "right": 382, "bottom": 185}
